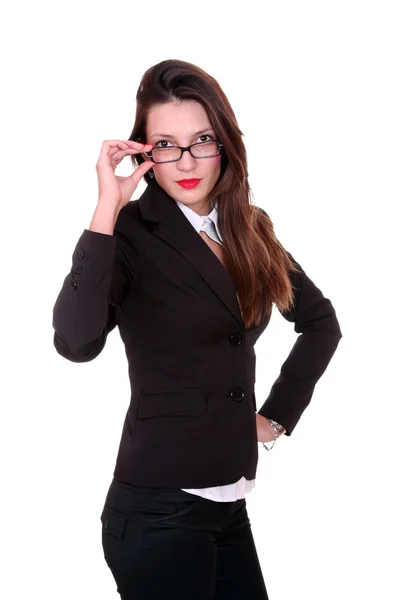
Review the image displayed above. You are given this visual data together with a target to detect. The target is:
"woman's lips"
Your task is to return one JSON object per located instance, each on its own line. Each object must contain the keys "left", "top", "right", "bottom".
{"left": 176, "top": 179, "right": 201, "bottom": 189}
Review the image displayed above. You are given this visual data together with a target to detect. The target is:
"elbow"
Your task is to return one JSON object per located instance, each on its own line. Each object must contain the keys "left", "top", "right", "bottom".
{"left": 298, "top": 300, "right": 343, "bottom": 338}
{"left": 331, "top": 309, "right": 343, "bottom": 339}
{"left": 53, "top": 330, "right": 106, "bottom": 363}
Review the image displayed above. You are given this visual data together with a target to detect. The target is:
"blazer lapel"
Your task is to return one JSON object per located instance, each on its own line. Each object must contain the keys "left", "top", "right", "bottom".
{"left": 138, "top": 180, "right": 244, "bottom": 328}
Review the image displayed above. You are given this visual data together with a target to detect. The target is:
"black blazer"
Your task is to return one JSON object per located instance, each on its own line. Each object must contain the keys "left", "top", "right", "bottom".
{"left": 52, "top": 179, "right": 342, "bottom": 488}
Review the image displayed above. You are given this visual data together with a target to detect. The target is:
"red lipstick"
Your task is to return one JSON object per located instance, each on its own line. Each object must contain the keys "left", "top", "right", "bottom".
{"left": 176, "top": 178, "right": 201, "bottom": 189}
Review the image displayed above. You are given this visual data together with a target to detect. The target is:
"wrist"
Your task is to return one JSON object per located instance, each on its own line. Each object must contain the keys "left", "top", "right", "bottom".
{"left": 89, "top": 202, "right": 120, "bottom": 235}
{"left": 262, "top": 418, "right": 286, "bottom": 451}
{"left": 267, "top": 418, "right": 286, "bottom": 437}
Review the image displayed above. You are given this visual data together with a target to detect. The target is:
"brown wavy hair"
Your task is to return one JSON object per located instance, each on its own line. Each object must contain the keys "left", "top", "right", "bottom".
{"left": 129, "top": 59, "right": 301, "bottom": 329}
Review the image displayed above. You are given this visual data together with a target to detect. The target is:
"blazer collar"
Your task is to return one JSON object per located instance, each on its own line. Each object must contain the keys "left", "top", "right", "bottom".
{"left": 138, "top": 179, "right": 243, "bottom": 328}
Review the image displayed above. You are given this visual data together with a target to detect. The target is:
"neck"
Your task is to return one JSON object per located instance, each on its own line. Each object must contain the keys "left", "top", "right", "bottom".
{"left": 188, "top": 198, "right": 212, "bottom": 216}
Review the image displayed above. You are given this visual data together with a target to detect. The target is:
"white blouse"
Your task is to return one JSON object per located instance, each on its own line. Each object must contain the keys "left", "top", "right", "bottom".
{"left": 175, "top": 198, "right": 256, "bottom": 502}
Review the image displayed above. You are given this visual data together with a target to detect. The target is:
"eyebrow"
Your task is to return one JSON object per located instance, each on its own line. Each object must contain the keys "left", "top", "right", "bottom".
{"left": 148, "top": 128, "right": 215, "bottom": 140}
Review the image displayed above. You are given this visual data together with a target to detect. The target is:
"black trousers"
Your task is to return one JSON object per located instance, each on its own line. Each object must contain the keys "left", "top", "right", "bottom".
{"left": 100, "top": 478, "right": 269, "bottom": 600}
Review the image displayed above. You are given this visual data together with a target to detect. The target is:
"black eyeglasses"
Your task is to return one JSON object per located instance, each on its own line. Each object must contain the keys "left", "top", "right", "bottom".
{"left": 144, "top": 140, "right": 223, "bottom": 164}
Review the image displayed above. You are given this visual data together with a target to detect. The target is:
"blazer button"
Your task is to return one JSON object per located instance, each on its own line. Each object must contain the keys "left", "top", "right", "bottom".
{"left": 77, "top": 249, "right": 85, "bottom": 260}
{"left": 73, "top": 265, "right": 83, "bottom": 274}
{"left": 72, "top": 279, "right": 77, "bottom": 289}
{"left": 230, "top": 387, "right": 245, "bottom": 402}
{"left": 229, "top": 333, "right": 243, "bottom": 346}
{"left": 104, "top": 519, "right": 109, "bottom": 529}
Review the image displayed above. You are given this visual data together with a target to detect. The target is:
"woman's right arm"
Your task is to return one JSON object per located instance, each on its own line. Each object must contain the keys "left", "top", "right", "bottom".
{"left": 52, "top": 207, "right": 135, "bottom": 363}
{"left": 52, "top": 138, "right": 154, "bottom": 363}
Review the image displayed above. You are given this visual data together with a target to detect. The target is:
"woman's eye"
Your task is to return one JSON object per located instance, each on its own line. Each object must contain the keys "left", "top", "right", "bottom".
{"left": 198, "top": 134, "right": 213, "bottom": 143}
{"left": 154, "top": 140, "right": 173, "bottom": 148}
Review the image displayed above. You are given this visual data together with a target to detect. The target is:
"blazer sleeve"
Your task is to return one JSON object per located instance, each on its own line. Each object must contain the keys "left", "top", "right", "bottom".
{"left": 52, "top": 226, "right": 137, "bottom": 363}
{"left": 256, "top": 209, "right": 343, "bottom": 435}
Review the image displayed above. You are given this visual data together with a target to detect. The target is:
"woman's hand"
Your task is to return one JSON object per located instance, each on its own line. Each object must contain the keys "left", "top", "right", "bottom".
{"left": 255, "top": 413, "right": 278, "bottom": 444}
{"left": 95, "top": 139, "right": 154, "bottom": 210}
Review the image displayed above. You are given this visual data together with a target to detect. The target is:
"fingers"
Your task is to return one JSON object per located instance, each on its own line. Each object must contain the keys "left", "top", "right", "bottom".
{"left": 111, "top": 141, "right": 153, "bottom": 162}
{"left": 97, "top": 140, "right": 153, "bottom": 166}
{"left": 129, "top": 159, "right": 155, "bottom": 186}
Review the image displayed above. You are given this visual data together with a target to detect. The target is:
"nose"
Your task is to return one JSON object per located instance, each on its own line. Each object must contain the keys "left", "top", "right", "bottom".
{"left": 176, "top": 148, "right": 198, "bottom": 173}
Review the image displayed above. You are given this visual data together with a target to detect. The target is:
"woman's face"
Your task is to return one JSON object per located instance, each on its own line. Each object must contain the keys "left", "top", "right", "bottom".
{"left": 144, "top": 100, "right": 222, "bottom": 214}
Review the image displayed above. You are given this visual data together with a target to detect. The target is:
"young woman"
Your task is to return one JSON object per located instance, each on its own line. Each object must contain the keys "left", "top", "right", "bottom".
{"left": 52, "top": 59, "right": 342, "bottom": 600}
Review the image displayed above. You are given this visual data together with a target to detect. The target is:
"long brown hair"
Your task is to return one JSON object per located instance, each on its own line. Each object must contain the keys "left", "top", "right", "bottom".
{"left": 129, "top": 59, "right": 301, "bottom": 329}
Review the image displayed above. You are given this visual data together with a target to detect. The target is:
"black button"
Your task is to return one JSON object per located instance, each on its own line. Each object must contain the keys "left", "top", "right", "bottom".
{"left": 77, "top": 249, "right": 85, "bottom": 260}
{"left": 230, "top": 387, "right": 245, "bottom": 402}
{"left": 104, "top": 519, "right": 109, "bottom": 528}
{"left": 73, "top": 265, "right": 83, "bottom": 274}
{"left": 72, "top": 279, "right": 77, "bottom": 289}
{"left": 229, "top": 333, "right": 243, "bottom": 346}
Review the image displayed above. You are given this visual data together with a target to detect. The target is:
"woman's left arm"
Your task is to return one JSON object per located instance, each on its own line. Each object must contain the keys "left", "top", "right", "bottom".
{"left": 257, "top": 251, "right": 343, "bottom": 436}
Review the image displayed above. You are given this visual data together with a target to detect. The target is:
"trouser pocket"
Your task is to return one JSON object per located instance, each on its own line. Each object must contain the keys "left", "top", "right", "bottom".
{"left": 100, "top": 505, "right": 148, "bottom": 594}
{"left": 100, "top": 507, "right": 127, "bottom": 541}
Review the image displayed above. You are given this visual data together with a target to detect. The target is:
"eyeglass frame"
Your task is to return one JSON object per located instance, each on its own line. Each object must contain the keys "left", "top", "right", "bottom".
{"left": 144, "top": 140, "right": 224, "bottom": 164}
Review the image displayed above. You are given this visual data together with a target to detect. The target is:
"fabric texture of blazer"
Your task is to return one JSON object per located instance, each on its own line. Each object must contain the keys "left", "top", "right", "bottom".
{"left": 52, "top": 179, "right": 343, "bottom": 488}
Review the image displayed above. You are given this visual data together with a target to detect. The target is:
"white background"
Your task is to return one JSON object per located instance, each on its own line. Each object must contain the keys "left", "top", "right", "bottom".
{"left": 1, "top": 1, "right": 399, "bottom": 598}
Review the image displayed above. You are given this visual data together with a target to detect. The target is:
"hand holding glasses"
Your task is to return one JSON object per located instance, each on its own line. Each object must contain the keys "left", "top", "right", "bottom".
{"left": 95, "top": 139, "right": 154, "bottom": 209}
